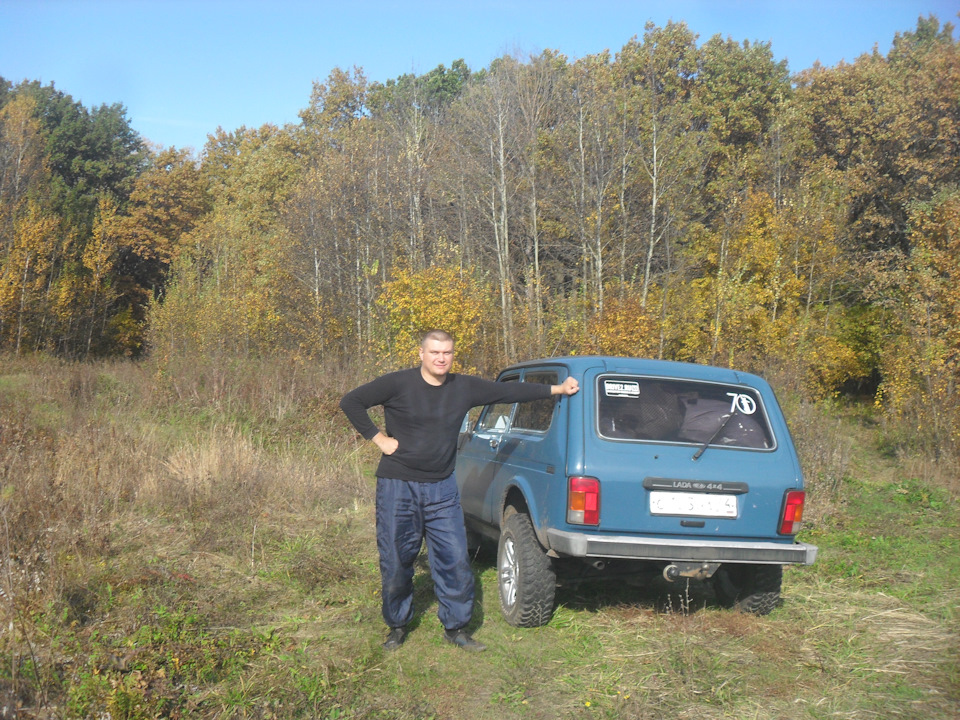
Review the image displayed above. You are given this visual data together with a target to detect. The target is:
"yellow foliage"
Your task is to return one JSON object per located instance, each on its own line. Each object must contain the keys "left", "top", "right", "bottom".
{"left": 375, "top": 264, "right": 494, "bottom": 371}
{"left": 802, "top": 332, "right": 861, "bottom": 399}
{"left": 660, "top": 190, "right": 867, "bottom": 401}
{"left": 873, "top": 192, "right": 960, "bottom": 451}
{"left": 147, "top": 124, "right": 315, "bottom": 362}
{"left": 0, "top": 94, "right": 46, "bottom": 238}
{"left": 0, "top": 199, "right": 60, "bottom": 351}
{"left": 84, "top": 194, "right": 119, "bottom": 284}
{"left": 581, "top": 288, "right": 660, "bottom": 358}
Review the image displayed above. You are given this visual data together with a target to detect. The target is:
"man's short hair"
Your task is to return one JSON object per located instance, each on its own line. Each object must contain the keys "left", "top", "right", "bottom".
{"left": 421, "top": 330, "right": 454, "bottom": 347}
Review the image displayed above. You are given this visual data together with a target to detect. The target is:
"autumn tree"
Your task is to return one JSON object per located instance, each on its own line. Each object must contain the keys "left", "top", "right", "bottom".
{"left": 0, "top": 81, "right": 145, "bottom": 356}
{"left": 150, "top": 125, "right": 305, "bottom": 362}
{"left": 793, "top": 16, "right": 958, "bottom": 256}
{"left": 0, "top": 198, "right": 59, "bottom": 353}
{"left": 287, "top": 66, "right": 401, "bottom": 357}
{"left": 366, "top": 68, "right": 440, "bottom": 270}
{"left": 109, "top": 147, "right": 210, "bottom": 352}
{"left": 81, "top": 193, "right": 121, "bottom": 355}
{"left": 579, "top": 284, "right": 660, "bottom": 358}
{"left": 0, "top": 93, "right": 47, "bottom": 250}
{"left": 869, "top": 190, "right": 960, "bottom": 454}
{"left": 504, "top": 51, "right": 566, "bottom": 350}
{"left": 695, "top": 32, "right": 792, "bottom": 269}
{"left": 544, "top": 51, "right": 620, "bottom": 319}
{"left": 449, "top": 58, "right": 526, "bottom": 360}
{"left": 616, "top": 22, "right": 710, "bottom": 323}
{"left": 374, "top": 261, "right": 496, "bottom": 373}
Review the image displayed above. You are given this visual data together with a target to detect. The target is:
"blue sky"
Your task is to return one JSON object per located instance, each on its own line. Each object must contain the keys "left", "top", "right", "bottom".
{"left": 1, "top": 0, "right": 957, "bottom": 152}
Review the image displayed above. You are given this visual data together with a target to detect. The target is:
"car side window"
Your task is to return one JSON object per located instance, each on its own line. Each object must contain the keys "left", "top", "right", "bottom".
{"left": 513, "top": 371, "right": 559, "bottom": 432}
{"left": 477, "top": 375, "right": 519, "bottom": 432}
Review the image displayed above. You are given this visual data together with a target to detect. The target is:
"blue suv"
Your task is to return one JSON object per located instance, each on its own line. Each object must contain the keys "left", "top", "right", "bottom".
{"left": 456, "top": 356, "right": 817, "bottom": 627}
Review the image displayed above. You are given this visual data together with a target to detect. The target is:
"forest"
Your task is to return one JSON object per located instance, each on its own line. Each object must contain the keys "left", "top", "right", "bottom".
{"left": 1, "top": 16, "right": 958, "bottom": 458}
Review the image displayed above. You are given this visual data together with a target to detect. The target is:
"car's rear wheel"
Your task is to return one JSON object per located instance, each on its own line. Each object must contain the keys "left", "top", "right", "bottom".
{"left": 712, "top": 563, "right": 783, "bottom": 615}
{"left": 498, "top": 511, "right": 556, "bottom": 627}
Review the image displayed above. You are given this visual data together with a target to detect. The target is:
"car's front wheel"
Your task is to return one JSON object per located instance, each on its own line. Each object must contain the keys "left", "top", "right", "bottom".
{"left": 712, "top": 563, "right": 783, "bottom": 615}
{"left": 498, "top": 511, "right": 556, "bottom": 627}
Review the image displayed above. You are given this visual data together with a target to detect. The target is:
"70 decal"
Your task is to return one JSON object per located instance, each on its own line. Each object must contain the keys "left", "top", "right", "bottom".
{"left": 726, "top": 392, "right": 757, "bottom": 415}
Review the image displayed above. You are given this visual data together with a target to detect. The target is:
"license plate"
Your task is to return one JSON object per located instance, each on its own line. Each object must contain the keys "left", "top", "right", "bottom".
{"left": 649, "top": 491, "right": 738, "bottom": 518}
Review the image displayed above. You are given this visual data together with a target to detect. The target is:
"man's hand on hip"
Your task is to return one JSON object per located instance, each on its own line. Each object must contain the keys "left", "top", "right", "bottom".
{"left": 373, "top": 432, "right": 399, "bottom": 455}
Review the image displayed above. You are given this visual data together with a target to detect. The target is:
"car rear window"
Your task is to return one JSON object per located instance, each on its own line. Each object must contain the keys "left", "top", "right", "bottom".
{"left": 596, "top": 375, "right": 774, "bottom": 450}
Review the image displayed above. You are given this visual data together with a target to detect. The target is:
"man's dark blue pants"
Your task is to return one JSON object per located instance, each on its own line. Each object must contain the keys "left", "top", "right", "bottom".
{"left": 375, "top": 474, "right": 474, "bottom": 631}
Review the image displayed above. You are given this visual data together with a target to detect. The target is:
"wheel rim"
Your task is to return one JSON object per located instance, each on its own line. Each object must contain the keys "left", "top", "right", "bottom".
{"left": 500, "top": 536, "right": 518, "bottom": 609}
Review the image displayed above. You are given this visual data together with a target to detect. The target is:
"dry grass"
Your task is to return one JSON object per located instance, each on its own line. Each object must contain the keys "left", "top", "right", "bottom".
{"left": 785, "top": 398, "right": 855, "bottom": 527}
{"left": 0, "top": 354, "right": 375, "bottom": 712}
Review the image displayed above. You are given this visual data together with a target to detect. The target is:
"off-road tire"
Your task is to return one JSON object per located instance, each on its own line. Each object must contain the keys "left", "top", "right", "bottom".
{"left": 712, "top": 563, "right": 783, "bottom": 615}
{"left": 498, "top": 511, "right": 556, "bottom": 627}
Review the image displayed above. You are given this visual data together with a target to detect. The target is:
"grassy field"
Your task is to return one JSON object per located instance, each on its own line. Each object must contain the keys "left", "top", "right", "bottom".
{"left": 0, "top": 355, "right": 957, "bottom": 719}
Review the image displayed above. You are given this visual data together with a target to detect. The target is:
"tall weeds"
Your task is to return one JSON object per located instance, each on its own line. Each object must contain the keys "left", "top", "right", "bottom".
{"left": 0, "top": 353, "right": 372, "bottom": 712}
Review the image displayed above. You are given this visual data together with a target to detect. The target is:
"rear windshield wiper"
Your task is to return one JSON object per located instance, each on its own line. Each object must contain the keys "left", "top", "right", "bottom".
{"left": 692, "top": 410, "right": 737, "bottom": 460}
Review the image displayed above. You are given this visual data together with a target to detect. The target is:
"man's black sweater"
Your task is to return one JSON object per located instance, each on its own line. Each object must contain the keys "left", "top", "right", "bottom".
{"left": 340, "top": 368, "right": 553, "bottom": 482}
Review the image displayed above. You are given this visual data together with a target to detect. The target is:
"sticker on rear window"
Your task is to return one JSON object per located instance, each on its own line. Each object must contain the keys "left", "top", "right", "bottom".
{"left": 727, "top": 392, "right": 758, "bottom": 415}
{"left": 604, "top": 380, "right": 640, "bottom": 398}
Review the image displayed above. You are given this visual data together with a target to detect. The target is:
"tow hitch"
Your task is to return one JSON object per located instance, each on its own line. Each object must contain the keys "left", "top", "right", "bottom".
{"left": 663, "top": 562, "right": 721, "bottom": 582}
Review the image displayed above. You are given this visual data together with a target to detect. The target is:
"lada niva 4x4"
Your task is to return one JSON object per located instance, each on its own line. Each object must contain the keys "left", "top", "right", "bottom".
{"left": 456, "top": 356, "right": 817, "bottom": 627}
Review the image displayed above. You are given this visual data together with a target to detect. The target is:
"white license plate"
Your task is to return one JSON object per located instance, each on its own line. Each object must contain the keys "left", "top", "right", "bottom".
{"left": 649, "top": 491, "right": 738, "bottom": 518}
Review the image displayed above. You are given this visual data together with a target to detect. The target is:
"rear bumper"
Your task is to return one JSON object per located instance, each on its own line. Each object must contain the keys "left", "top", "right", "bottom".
{"left": 546, "top": 529, "right": 818, "bottom": 565}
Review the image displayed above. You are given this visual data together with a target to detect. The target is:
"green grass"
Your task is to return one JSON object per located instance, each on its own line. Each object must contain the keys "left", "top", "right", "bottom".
{"left": 1, "top": 356, "right": 958, "bottom": 719}
{"left": 804, "top": 474, "right": 959, "bottom": 619}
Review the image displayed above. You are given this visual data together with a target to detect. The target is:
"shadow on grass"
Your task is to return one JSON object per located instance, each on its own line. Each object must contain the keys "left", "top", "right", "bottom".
{"left": 404, "top": 553, "right": 487, "bottom": 636}
{"left": 556, "top": 572, "right": 718, "bottom": 616}
{"left": 471, "top": 550, "right": 720, "bottom": 618}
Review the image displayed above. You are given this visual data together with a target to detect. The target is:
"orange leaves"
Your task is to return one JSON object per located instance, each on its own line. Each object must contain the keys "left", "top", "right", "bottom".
{"left": 115, "top": 147, "right": 208, "bottom": 267}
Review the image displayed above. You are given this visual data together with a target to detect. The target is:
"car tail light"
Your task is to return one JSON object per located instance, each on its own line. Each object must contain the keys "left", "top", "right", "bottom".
{"left": 779, "top": 490, "right": 806, "bottom": 535}
{"left": 568, "top": 476, "right": 600, "bottom": 525}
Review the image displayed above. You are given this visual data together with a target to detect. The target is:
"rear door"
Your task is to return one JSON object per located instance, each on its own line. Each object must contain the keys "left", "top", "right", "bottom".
{"left": 583, "top": 371, "right": 802, "bottom": 542}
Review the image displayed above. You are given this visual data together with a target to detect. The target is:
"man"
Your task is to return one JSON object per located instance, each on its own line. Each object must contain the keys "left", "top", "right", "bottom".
{"left": 340, "top": 330, "right": 579, "bottom": 652}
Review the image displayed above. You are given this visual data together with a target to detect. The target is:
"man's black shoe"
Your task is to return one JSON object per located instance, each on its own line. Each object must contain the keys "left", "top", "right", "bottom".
{"left": 382, "top": 627, "right": 408, "bottom": 651}
{"left": 444, "top": 628, "right": 486, "bottom": 652}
